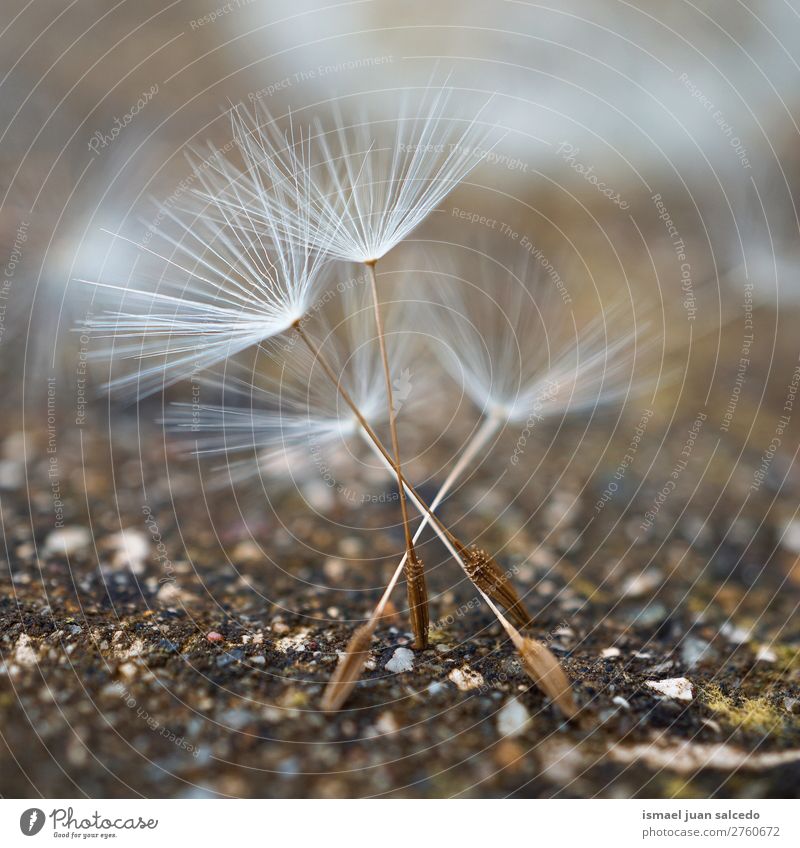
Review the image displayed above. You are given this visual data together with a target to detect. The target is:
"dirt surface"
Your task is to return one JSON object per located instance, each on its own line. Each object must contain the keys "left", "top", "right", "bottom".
{"left": 1, "top": 349, "right": 800, "bottom": 799}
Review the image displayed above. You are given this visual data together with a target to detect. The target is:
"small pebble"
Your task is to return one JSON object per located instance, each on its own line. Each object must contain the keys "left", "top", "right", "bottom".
{"left": 646, "top": 677, "right": 693, "bottom": 701}
{"left": 755, "top": 645, "right": 777, "bottom": 663}
{"left": 106, "top": 529, "right": 150, "bottom": 574}
{"left": 119, "top": 662, "right": 138, "bottom": 680}
{"left": 301, "top": 480, "right": 335, "bottom": 511}
{"left": 374, "top": 712, "right": 398, "bottom": 734}
{"left": 720, "top": 622, "right": 751, "bottom": 645}
{"left": 4, "top": 430, "right": 35, "bottom": 459}
{"left": 601, "top": 647, "right": 621, "bottom": 659}
{"left": 338, "top": 536, "right": 362, "bottom": 558}
{"left": 612, "top": 695, "right": 631, "bottom": 710}
{"left": 323, "top": 558, "right": 346, "bottom": 581}
{"left": 681, "top": 635, "right": 712, "bottom": 669}
{"left": 780, "top": 518, "right": 800, "bottom": 554}
{"left": 43, "top": 526, "right": 91, "bottom": 557}
{"left": 544, "top": 490, "right": 579, "bottom": 529}
{"left": 783, "top": 697, "right": 800, "bottom": 715}
{"left": 448, "top": 666, "right": 485, "bottom": 691}
{"left": 0, "top": 460, "right": 23, "bottom": 490}
{"left": 156, "top": 582, "right": 183, "bottom": 604}
{"left": 231, "top": 540, "right": 262, "bottom": 562}
{"left": 206, "top": 631, "right": 224, "bottom": 642}
{"left": 15, "top": 634, "right": 38, "bottom": 667}
{"left": 622, "top": 570, "right": 663, "bottom": 598}
{"left": 385, "top": 647, "right": 415, "bottom": 673}
{"left": 497, "top": 697, "right": 530, "bottom": 737}
{"left": 636, "top": 603, "right": 668, "bottom": 627}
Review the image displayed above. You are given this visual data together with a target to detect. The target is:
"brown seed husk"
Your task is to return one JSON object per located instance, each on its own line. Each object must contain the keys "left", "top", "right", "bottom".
{"left": 405, "top": 550, "right": 429, "bottom": 650}
{"left": 463, "top": 546, "right": 532, "bottom": 629}
{"left": 518, "top": 637, "right": 579, "bottom": 720}
{"left": 320, "top": 623, "right": 375, "bottom": 712}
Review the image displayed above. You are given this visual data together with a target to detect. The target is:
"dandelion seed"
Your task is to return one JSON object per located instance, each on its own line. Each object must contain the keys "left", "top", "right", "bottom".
{"left": 78, "top": 114, "right": 334, "bottom": 398}
{"left": 234, "top": 84, "right": 502, "bottom": 264}
{"left": 166, "top": 286, "right": 426, "bottom": 489}
{"left": 422, "top": 244, "right": 652, "bottom": 428}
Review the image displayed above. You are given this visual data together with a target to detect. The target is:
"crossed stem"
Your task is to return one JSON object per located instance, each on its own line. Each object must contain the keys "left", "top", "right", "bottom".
{"left": 356, "top": 412, "right": 503, "bottom": 628}
{"left": 293, "top": 320, "right": 514, "bottom": 621}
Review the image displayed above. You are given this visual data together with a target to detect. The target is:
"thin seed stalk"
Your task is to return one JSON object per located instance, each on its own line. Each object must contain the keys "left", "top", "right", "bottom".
{"left": 293, "top": 319, "right": 427, "bottom": 648}
{"left": 366, "top": 260, "right": 428, "bottom": 649}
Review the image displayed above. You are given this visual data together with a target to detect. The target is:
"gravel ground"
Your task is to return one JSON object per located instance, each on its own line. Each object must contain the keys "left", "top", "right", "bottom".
{"left": 1, "top": 335, "right": 799, "bottom": 799}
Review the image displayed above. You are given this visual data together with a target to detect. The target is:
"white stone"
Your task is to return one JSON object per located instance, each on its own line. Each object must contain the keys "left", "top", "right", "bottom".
{"left": 156, "top": 582, "right": 183, "bottom": 604}
{"left": 622, "top": 570, "right": 662, "bottom": 597}
{"left": 602, "top": 647, "right": 621, "bottom": 658}
{"left": 374, "top": 712, "right": 399, "bottom": 734}
{"left": 755, "top": 645, "right": 777, "bottom": 663}
{"left": 276, "top": 628, "right": 311, "bottom": 652}
{"left": 448, "top": 666, "right": 485, "bottom": 691}
{"left": 3, "top": 431, "right": 33, "bottom": 459}
{"left": 301, "top": 480, "right": 335, "bottom": 511}
{"left": 117, "top": 638, "right": 145, "bottom": 659}
{"left": 338, "top": 537, "right": 362, "bottom": 558}
{"left": 780, "top": 518, "right": 800, "bottom": 554}
{"left": 544, "top": 491, "right": 579, "bottom": 528}
{"left": 0, "top": 460, "right": 23, "bottom": 490}
{"left": 385, "top": 647, "right": 415, "bottom": 673}
{"left": 119, "top": 662, "right": 138, "bottom": 680}
{"left": 497, "top": 697, "right": 531, "bottom": 737}
{"left": 43, "top": 526, "right": 91, "bottom": 556}
{"left": 720, "top": 622, "right": 751, "bottom": 645}
{"left": 646, "top": 677, "right": 693, "bottom": 701}
{"left": 323, "top": 558, "right": 346, "bottom": 580}
{"left": 15, "top": 634, "right": 38, "bottom": 667}
{"left": 231, "top": 540, "right": 262, "bottom": 562}
{"left": 107, "top": 529, "right": 150, "bottom": 574}
{"left": 612, "top": 695, "right": 631, "bottom": 710}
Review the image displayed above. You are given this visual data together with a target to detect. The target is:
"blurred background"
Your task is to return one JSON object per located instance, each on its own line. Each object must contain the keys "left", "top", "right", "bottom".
{"left": 1, "top": 0, "right": 799, "bottom": 799}
{"left": 2, "top": 0, "right": 800, "bottom": 415}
